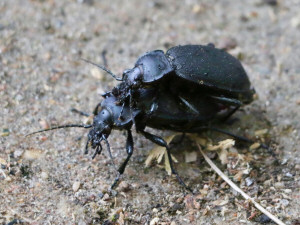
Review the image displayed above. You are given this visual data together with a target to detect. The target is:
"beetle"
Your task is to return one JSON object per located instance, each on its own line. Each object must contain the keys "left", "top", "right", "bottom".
{"left": 27, "top": 44, "right": 258, "bottom": 190}
{"left": 27, "top": 81, "right": 255, "bottom": 190}
{"left": 87, "top": 44, "right": 255, "bottom": 120}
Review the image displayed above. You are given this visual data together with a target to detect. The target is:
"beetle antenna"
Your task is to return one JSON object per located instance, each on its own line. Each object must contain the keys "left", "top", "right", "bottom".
{"left": 81, "top": 58, "right": 123, "bottom": 81}
{"left": 26, "top": 124, "right": 93, "bottom": 137}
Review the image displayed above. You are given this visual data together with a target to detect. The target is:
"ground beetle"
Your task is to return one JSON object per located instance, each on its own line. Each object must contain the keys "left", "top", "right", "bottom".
{"left": 28, "top": 85, "right": 245, "bottom": 190}
{"left": 27, "top": 44, "right": 258, "bottom": 190}
{"left": 88, "top": 44, "right": 255, "bottom": 120}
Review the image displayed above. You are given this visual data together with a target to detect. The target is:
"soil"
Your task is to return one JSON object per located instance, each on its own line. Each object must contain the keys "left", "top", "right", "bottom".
{"left": 0, "top": 0, "right": 299, "bottom": 224}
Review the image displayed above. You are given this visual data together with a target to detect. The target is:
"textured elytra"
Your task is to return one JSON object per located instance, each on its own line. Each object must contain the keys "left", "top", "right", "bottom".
{"left": 166, "top": 45, "right": 254, "bottom": 103}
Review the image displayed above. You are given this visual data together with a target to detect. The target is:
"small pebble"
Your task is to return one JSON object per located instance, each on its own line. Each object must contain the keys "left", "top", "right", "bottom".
{"left": 219, "top": 37, "right": 237, "bottom": 50}
{"left": 41, "top": 172, "right": 49, "bottom": 180}
{"left": 291, "top": 16, "right": 300, "bottom": 28}
{"left": 280, "top": 199, "right": 289, "bottom": 207}
{"left": 102, "top": 193, "right": 110, "bottom": 201}
{"left": 274, "top": 182, "right": 284, "bottom": 189}
{"left": 150, "top": 217, "right": 159, "bottom": 225}
{"left": 117, "top": 181, "right": 131, "bottom": 192}
{"left": 23, "top": 150, "right": 43, "bottom": 160}
{"left": 184, "top": 151, "right": 197, "bottom": 163}
{"left": 14, "top": 150, "right": 24, "bottom": 158}
{"left": 5, "top": 176, "right": 12, "bottom": 182}
{"left": 283, "top": 189, "right": 292, "bottom": 194}
{"left": 264, "top": 179, "right": 272, "bottom": 186}
{"left": 245, "top": 177, "right": 254, "bottom": 186}
{"left": 98, "top": 192, "right": 104, "bottom": 198}
{"left": 192, "top": 4, "right": 204, "bottom": 14}
{"left": 39, "top": 119, "right": 50, "bottom": 129}
{"left": 72, "top": 181, "right": 81, "bottom": 192}
{"left": 285, "top": 172, "right": 293, "bottom": 178}
{"left": 254, "top": 129, "right": 268, "bottom": 136}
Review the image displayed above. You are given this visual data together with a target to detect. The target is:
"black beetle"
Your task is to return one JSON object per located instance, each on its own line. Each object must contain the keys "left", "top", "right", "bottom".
{"left": 88, "top": 44, "right": 255, "bottom": 119}
{"left": 27, "top": 44, "right": 257, "bottom": 190}
{"left": 27, "top": 84, "right": 242, "bottom": 190}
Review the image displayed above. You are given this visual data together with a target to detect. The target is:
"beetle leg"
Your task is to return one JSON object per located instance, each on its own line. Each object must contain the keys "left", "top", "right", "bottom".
{"left": 84, "top": 136, "right": 91, "bottom": 154}
{"left": 209, "top": 127, "right": 276, "bottom": 158}
{"left": 210, "top": 96, "right": 242, "bottom": 121}
{"left": 210, "top": 96, "right": 242, "bottom": 106}
{"left": 139, "top": 130, "right": 192, "bottom": 192}
{"left": 145, "top": 101, "right": 158, "bottom": 118}
{"left": 118, "top": 102, "right": 126, "bottom": 120}
{"left": 92, "top": 144, "right": 103, "bottom": 159}
{"left": 192, "top": 126, "right": 271, "bottom": 152}
{"left": 111, "top": 129, "right": 134, "bottom": 189}
{"left": 209, "top": 127, "right": 254, "bottom": 144}
{"left": 178, "top": 96, "right": 199, "bottom": 114}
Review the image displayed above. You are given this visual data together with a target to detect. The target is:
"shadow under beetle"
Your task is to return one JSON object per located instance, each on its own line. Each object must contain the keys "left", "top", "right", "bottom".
{"left": 27, "top": 44, "right": 258, "bottom": 190}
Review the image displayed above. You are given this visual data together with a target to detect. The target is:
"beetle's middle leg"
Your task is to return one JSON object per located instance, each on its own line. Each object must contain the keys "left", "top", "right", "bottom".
{"left": 139, "top": 129, "right": 192, "bottom": 192}
{"left": 111, "top": 129, "right": 134, "bottom": 189}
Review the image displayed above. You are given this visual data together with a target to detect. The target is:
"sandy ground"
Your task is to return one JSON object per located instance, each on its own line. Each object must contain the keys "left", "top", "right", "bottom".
{"left": 0, "top": 0, "right": 299, "bottom": 224}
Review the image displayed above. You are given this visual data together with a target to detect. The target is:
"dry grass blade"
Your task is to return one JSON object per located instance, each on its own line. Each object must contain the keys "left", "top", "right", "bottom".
{"left": 197, "top": 144, "right": 286, "bottom": 225}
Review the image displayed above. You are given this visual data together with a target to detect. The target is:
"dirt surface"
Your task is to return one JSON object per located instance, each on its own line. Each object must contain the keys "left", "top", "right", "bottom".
{"left": 1, "top": 0, "right": 299, "bottom": 224}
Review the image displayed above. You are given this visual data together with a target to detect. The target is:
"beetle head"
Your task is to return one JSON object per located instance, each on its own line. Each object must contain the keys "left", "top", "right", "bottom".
{"left": 88, "top": 108, "right": 113, "bottom": 149}
{"left": 122, "top": 66, "right": 143, "bottom": 88}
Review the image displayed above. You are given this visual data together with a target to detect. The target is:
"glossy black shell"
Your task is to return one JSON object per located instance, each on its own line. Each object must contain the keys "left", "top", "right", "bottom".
{"left": 166, "top": 44, "right": 255, "bottom": 103}
{"left": 135, "top": 50, "right": 173, "bottom": 82}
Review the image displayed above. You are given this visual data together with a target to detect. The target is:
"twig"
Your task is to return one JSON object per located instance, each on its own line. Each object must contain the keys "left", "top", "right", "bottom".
{"left": 197, "top": 144, "right": 286, "bottom": 225}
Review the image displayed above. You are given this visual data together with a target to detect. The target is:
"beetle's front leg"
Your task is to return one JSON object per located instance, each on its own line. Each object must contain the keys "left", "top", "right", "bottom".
{"left": 139, "top": 129, "right": 192, "bottom": 192}
{"left": 110, "top": 129, "right": 134, "bottom": 189}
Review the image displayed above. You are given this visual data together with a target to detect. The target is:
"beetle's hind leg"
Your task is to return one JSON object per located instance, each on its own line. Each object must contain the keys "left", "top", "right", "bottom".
{"left": 195, "top": 126, "right": 276, "bottom": 158}
{"left": 210, "top": 96, "right": 242, "bottom": 121}
{"left": 139, "top": 130, "right": 193, "bottom": 192}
